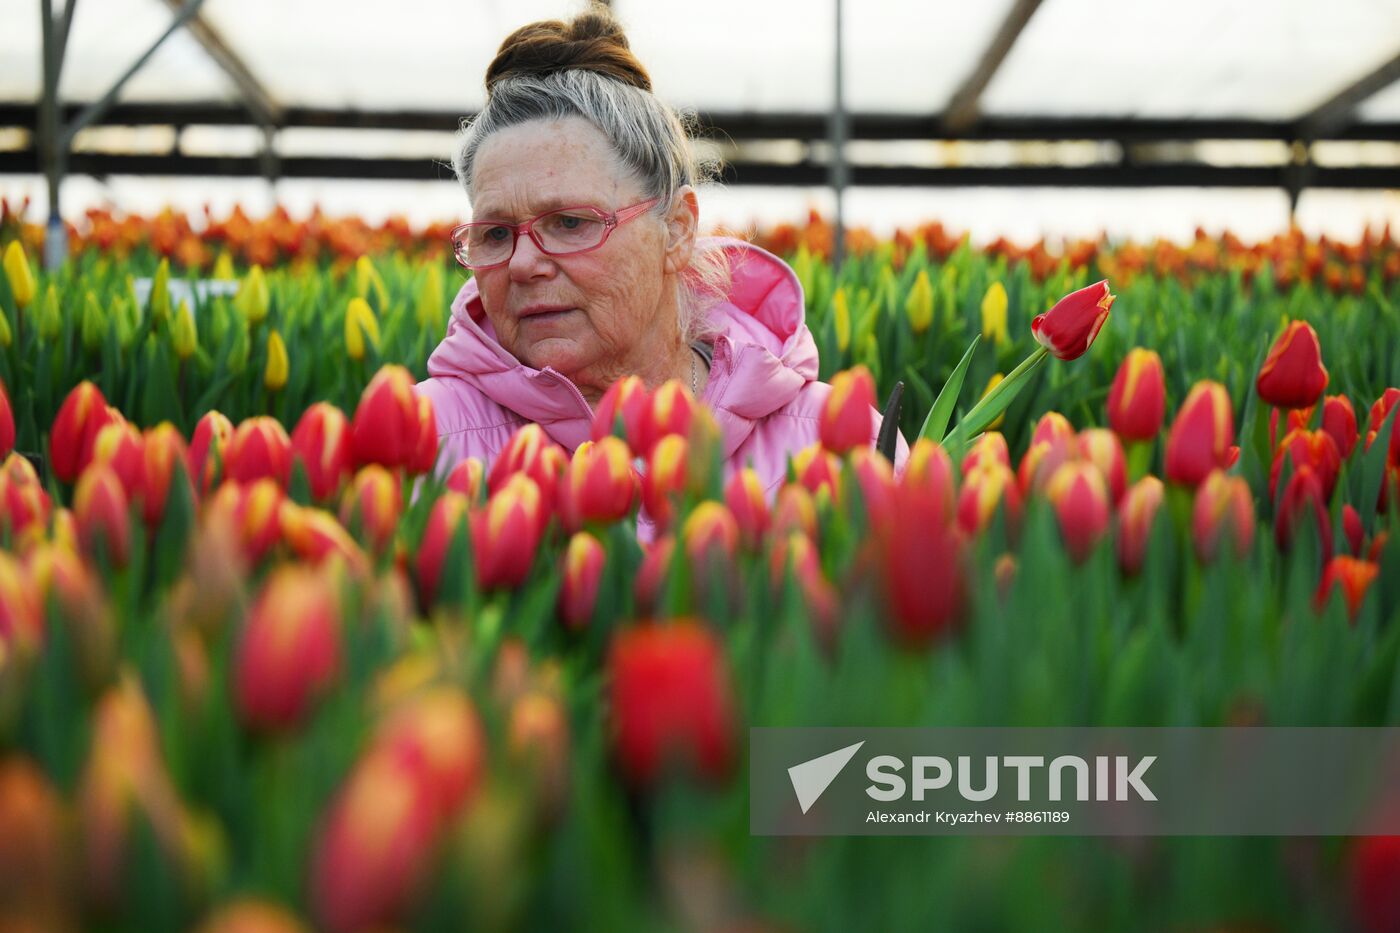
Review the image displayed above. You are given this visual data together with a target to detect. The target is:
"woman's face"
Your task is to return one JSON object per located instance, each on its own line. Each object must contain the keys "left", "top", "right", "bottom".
{"left": 469, "top": 116, "right": 695, "bottom": 396}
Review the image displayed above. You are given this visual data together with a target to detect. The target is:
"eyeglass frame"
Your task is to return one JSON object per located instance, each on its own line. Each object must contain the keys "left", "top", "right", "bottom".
{"left": 449, "top": 196, "right": 662, "bottom": 270}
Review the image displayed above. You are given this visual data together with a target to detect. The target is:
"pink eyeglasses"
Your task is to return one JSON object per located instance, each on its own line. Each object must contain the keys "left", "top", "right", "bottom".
{"left": 450, "top": 196, "right": 660, "bottom": 270}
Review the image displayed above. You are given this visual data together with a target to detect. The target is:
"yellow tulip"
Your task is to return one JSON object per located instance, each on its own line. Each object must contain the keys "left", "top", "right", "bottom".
{"left": 212, "top": 250, "right": 235, "bottom": 281}
{"left": 345, "top": 297, "right": 381, "bottom": 361}
{"left": 37, "top": 285, "right": 61, "bottom": 340}
{"left": 149, "top": 257, "right": 171, "bottom": 322}
{"left": 355, "top": 255, "right": 389, "bottom": 310}
{"left": 264, "top": 329, "right": 289, "bottom": 391}
{"left": 981, "top": 373, "right": 1006, "bottom": 429}
{"left": 81, "top": 290, "right": 107, "bottom": 351}
{"left": 171, "top": 299, "right": 197, "bottom": 359}
{"left": 235, "top": 265, "right": 269, "bottom": 324}
{"left": 2, "top": 240, "right": 35, "bottom": 310}
{"left": 905, "top": 269, "right": 933, "bottom": 335}
{"left": 981, "top": 281, "right": 1009, "bottom": 345}
{"left": 415, "top": 261, "right": 444, "bottom": 333}
{"left": 0, "top": 311, "right": 11, "bottom": 348}
{"left": 832, "top": 287, "right": 851, "bottom": 353}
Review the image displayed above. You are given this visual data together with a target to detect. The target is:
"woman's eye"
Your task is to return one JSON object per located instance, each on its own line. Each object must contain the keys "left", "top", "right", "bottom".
{"left": 484, "top": 226, "right": 510, "bottom": 242}
{"left": 559, "top": 216, "right": 582, "bottom": 230}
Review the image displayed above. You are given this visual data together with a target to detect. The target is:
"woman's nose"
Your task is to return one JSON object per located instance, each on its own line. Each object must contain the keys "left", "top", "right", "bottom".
{"left": 508, "top": 228, "right": 554, "bottom": 280}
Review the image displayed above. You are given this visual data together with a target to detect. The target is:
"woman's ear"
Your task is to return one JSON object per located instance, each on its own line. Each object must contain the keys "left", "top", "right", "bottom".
{"left": 662, "top": 185, "right": 700, "bottom": 275}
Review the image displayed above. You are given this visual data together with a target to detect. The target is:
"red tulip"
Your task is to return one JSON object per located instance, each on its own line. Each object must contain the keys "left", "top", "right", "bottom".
{"left": 958, "top": 462, "right": 1023, "bottom": 540}
{"left": 903, "top": 439, "right": 956, "bottom": 521}
{"left": 1256, "top": 320, "right": 1328, "bottom": 409}
{"left": 960, "top": 431, "right": 1011, "bottom": 476}
{"left": 559, "top": 531, "right": 605, "bottom": 631}
{"left": 1364, "top": 387, "right": 1400, "bottom": 467}
{"left": 1078, "top": 428, "right": 1127, "bottom": 504}
{"left": 444, "top": 457, "right": 485, "bottom": 502}
{"left": 1321, "top": 394, "right": 1359, "bottom": 460}
{"left": 771, "top": 483, "right": 818, "bottom": 542}
{"left": 681, "top": 501, "right": 740, "bottom": 569}
{"left": 769, "top": 531, "right": 840, "bottom": 652}
{"left": 339, "top": 464, "right": 402, "bottom": 555}
{"left": 205, "top": 479, "right": 284, "bottom": 567}
{"left": 0, "top": 551, "right": 40, "bottom": 649}
{"left": 1191, "top": 470, "right": 1254, "bottom": 563}
{"left": 1315, "top": 556, "right": 1379, "bottom": 620}
{"left": 723, "top": 467, "right": 770, "bottom": 550}
{"left": 0, "top": 453, "right": 51, "bottom": 546}
{"left": 641, "top": 434, "right": 687, "bottom": 530}
{"left": 291, "top": 402, "right": 353, "bottom": 501}
{"left": 349, "top": 365, "right": 420, "bottom": 470}
{"left": 561, "top": 437, "right": 637, "bottom": 532}
{"left": 414, "top": 491, "right": 470, "bottom": 608}
{"left": 1270, "top": 428, "right": 1342, "bottom": 504}
{"left": 1351, "top": 833, "right": 1400, "bottom": 933}
{"left": 1045, "top": 461, "right": 1112, "bottom": 563}
{"left": 633, "top": 535, "right": 674, "bottom": 616}
{"left": 1030, "top": 279, "right": 1115, "bottom": 361}
{"left": 188, "top": 410, "right": 234, "bottom": 495}
{"left": 1031, "top": 411, "right": 1076, "bottom": 450}
{"left": 50, "top": 381, "right": 121, "bottom": 484}
{"left": 607, "top": 621, "right": 735, "bottom": 788}
{"left": 278, "top": 504, "right": 370, "bottom": 578}
{"left": 235, "top": 564, "right": 341, "bottom": 731}
{"left": 876, "top": 482, "right": 968, "bottom": 645}
{"left": 1116, "top": 475, "right": 1165, "bottom": 575}
{"left": 1017, "top": 435, "right": 1074, "bottom": 496}
{"left": 140, "top": 422, "right": 192, "bottom": 529}
{"left": 224, "top": 416, "right": 293, "bottom": 487}
{"left": 486, "top": 423, "right": 567, "bottom": 511}
{"left": 369, "top": 687, "right": 486, "bottom": 823}
{"left": 1343, "top": 504, "right": 1365, "bottom": 557}
{"left": 471, "top": 474, "right": 545, "bottom": 590}
{"left": 409, "top": 394, "right": 438, "bottom": 476}
{"left": 792, "top": 443, "right": 843, "bottom": 503}
{"left": 848, "top": 446, "right": 896, "bottom": 528}
{"left": 1275, "top": 465, "right": 1332, "bottom": 560}
{"left": 819, "top": 365, "right": 876, "bottom": 454}
{"left": 591, "top": 375, "right": 651, "bottom": 455}
{"left": 90, "top": 422, "right": 145, "bottom": 501}
{"left": 639, "top": 380, "right": 698, "bottom": 458}
{"left": 1165, "top": 381, "right": 1235, "bottom": 487}
{"left": 0, "top": 377, "right": 13, "bottom": 460}
{"left": 1106, "top": 348, "right": 1166, "bottom": 441}
{"left": 73, "top": 464, "right": 130, "bottom": 566}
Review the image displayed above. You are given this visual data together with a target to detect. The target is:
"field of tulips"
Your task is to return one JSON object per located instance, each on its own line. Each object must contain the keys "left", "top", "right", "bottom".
{"left": 1, "top": 201, "right": 1400, "bottom": 932}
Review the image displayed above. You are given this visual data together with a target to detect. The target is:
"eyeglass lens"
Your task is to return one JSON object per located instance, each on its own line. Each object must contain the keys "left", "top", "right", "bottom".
{"left": 458, "top": 209, "right": 607, "bottom": 266}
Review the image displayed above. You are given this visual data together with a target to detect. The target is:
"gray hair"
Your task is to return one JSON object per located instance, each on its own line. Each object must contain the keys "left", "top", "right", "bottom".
{"left": 450, "top": 69, "right": 732, "bottom": 346}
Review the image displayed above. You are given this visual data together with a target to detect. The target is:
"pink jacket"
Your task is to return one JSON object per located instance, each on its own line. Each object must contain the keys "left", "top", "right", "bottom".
{"left": 413, "top": 235, "right": 909, "bottom": 538}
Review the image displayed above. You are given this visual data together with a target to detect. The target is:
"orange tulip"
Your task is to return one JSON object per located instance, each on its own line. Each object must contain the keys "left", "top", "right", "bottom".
{"left": 1116, "top": 475, "right": 1165, "bottom": 575}
{"left": 1030, "top": 279, "right": 1115, "bottom": 360}
{"left": 224, "top": 416, "right": 293, "bottom": 487}
{"left": 50, "top": 381, "right": 121, "bottom": 484}
{"left": 291, "top": 402, "right": 353, "bottom": 502}
{"left": 1315, "top": 556, "right": 1380, "bottom": 620}
{"left": 819, "top": 365, "right": 876, "bottom": 454}
{"left": 472, "top": 474, "right": 545, "bottom": 590}
{"left": 349, "top": 365, "right": 421, "bottom": 471}
{"left": 1165, "top": 381, "right": 1235, "bottom": 487}
{"left": 0, "top": 551, "right": 40, "bottom": 649}
{"left": 74, "top": 464, "right": 130, "bottom": 566}
{"left": 1256, "top": 320, "right": 1328, "bottom": 410}
{"left": 339, "top": 464, "right": 402, "bottom": 555}
{"left": 560, "top": 437, "right": 637, "bottom": 532}
{"left": 189, "top": 410, "right": 234, "bottom": 495}
{"left": 1046, "top": 462, "right": 1112, "bottom": 563}
{"left": 559, "top": 531, "right": 605, "bottom": 631}
{"left": 235, "top": 564, "right": 341, "bottom": 731}
{"left": 723, "top": 467, "right": 770, "bottom": 550}
{"left": 1106, "top": 348, "right": 1166, "bottom": 441}
{"left": 195, "top": 900, "right": 310, "bottom": 933}
{"left": 0, "top": 757, "right": 67, "bottom": 920}
{"left": 607, "top": 621, "right": 735, "bottom": 788}
{"left": 1191, "top": 470, "right": 1254, "bottom": 563}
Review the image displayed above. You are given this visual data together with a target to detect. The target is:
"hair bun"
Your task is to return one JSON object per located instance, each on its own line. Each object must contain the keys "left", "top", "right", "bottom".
{"left": 486, "top": 6, "right": 652, "bottom": 94}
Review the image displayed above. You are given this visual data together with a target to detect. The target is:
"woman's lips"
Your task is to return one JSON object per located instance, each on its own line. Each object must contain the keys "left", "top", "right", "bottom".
{"left": 521, "top": 307, "right": 576, "bottom": 323}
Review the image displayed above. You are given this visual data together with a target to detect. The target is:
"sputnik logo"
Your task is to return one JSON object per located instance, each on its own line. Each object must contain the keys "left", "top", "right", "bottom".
{"left": 788, "top": 741, "right": 865, "bottom": 814}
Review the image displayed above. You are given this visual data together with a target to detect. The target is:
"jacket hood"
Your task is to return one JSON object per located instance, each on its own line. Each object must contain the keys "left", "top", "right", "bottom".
{"left": 425, "top": 235, "right": 818, "bottom": 456}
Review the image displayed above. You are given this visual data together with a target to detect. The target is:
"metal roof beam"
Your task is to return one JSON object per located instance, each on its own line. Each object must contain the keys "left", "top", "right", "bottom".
{"left": 1296, "top": 48, "right": 1400, "bottom": 140}
{"left": 154, "top": 0, "right": 283, "bottom": 129}
{"left": 942, "top": 0, "right": 1045, "bottom": 135}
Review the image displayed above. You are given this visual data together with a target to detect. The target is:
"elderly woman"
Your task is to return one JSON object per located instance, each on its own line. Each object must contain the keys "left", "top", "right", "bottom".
{"left": 413, "top": 6, "right": 908, "bottom": 525}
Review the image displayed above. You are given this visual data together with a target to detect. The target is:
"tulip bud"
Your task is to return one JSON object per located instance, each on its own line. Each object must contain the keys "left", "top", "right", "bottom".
{"left": 1270, "top": 428, "right": 1342, "bottom": 504}
{"left": 979, "top": 373, "right": 1006, "bottom": 430}
{"left": 141, "top": 422, "right": 192, "bottom": 529}
{"left": 0, "top": 311, "right": 9, "bottom": 348}
{"left": 211, "top": 251, "right": 236, "bottom": 282}
{"left": 235, "top": 265, "right": 269, "bottom": 324}
{"left": 1078, "top": 428, "right": 1128, "bottom": 504}
{"left": 877, "top": 482, "right": 968, "bottom": 646}
{"left": 1364, "top": 387, "right": 1400, "bottom": 468}
{"left": 0, "top": 757, "right": 67, "bottom": 918}
{"left": 607, "top": 621, "right": 735, "bottom": 788}
{"left": 189, "top": 410, "right": 234, "bottom": 495}
{"left": 36, "top": 284, "right": 61, "bottom": 340}
{"left": 1165, "top": 381, "right": 1235, "bottom": 487}
{"left": 905, "top": 269, "right": 933, "bottom": 335}
{"left": 1256, "top": 320, "right": 1328, "bottom": 410}
{"left": 278, "top": 503, "right": 370, "bottom": 578}
{"left": 415, "top": 492, "right": 470, "bottom": 609}
{"left": 724, "top": 468, "right": 770, "bottom": 550}
{"left": 149, "top": 259, "right": 171, "bottom": 323}
{"left": 486, "top": 423, "right": 567, "bottom": 511}
{"left": 344, "top": 296, "right": 380, "bottom": 361}
{"left": 90, "top": 421, "right": 145, "bottom": 500}
{"left": 960, "top": 431, "right": 1010, "bottom": 476}
{"left": 848, "top": 445, "right": 896, "bottom": 528}
{"left": 819, "top": 366, "right": 876, "bottom": 454}
{"left": 1315, "top": 556, "right": 1380, "bottom": 620}
{"left": 980, "top": 281, "right": 1008, "bottom": 345}
{"left": 340, "top": 464, "right": 402, "bottom": 555}
{"left": 80, "top": 290, "right": 107, "bottom": 351}
{"left": 370, "top": 686, "right": 486, "bottom": 824}
{"left": 1116, "top": 475, "right": 1165, "bottom": 575}
{"left": 559, "top": 531, "right": 605, "bottom": 631}
{"left": 1017, "top": 435, "right": 1075, "bottom": 496}
{"left": 1276, "top": 465, "right": 1332, "bottom": 560}
{"left": 902, "top": 439, "right": 956, "bottom": 522}
{"left": 1107, "top": 348, "right": 1167, "bottom": 441}
{"left": 681, "top": 501, "right": 740, "bottom": 570}
{"left": 291, "top": 402, "right": 353, "bottom": 502}
{"left": 415, "top": 261, "right": 444, "bottom": 334}
{"left": 1030, "top": 279, "right": 1115, "bottom": 361}
{"left": 1321, "top": 394, "right": 1359, "bottom": 460}
{"left": 1343, "top": 504, "right": 1365, "bottom": 557}
{"left": 591, "top": 375, "right": 651, "bottom": 454}
{"left": 224, "top": 416, "right": 293, "bottom": 487}
{"left": 74, "top": 464, "right": 131, "bottom": 566}
{"left": 472, "top": 474, "right": 545, "bottom": 590}
{"left": 349, "top": 365, "right": 420, "bottom": 471}
{"left": 264, "top": 329, "right": 289, "bottom": 392}
{"left": 170, "top": 299, "right": 197, "bottom": 360}
{"left": 2, "top": 240, "right": 35, "bottom": 309}
{"left": 1045, "top": 462, "right": 1112, "bottom": 563}
{"left": 641, "top": 380, "right": 698, "bottom": 458}
{"left": 958, "top": 462, "right": 1022, "bottom": 540}
{"left": 0, "top": 551, "right": 41, "bottom": 649}
{"left": 771, "top": 482, "right": 818, "bottom": 541}
{"left": 792, "top": 443, "right": 843, "bottom": 502}
{"left": 1, "top": 453, "right": 51, "bottom": 546}
{"left": 641, "top": 434, "right": 687, "bottom": 530}
{"left": 445, "top": 457, "right": 485, "bottom": 501}
{"left": 633, "top": 535, "right": 674, "bottom": 616}
{"left": 560, "top": 437, "right": 637, "bottom": 532}
{"left": 410, "top": 394, "right": 438, "bottom": 476}
{"left": 832, "top": 287, "right": 851, "bottom": 353}
{"left": 196, "top": 900, "right": 310, "bottom": 933}
{"left": 1191, "top": 470, "right": 1254, "bottom": 563}
{"left": 50, "top": 381, "right": 120, "bottom": 484}
{"left": 235, "top": 564, "right": 341, "bottom": 731}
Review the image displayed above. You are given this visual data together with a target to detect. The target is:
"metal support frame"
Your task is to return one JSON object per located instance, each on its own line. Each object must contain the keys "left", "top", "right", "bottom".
{"left": 943, "top": 0, "right": 1045, "bottom": 134}
{"left": 829, "top": 0, "right": 847, "bottom": 272}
